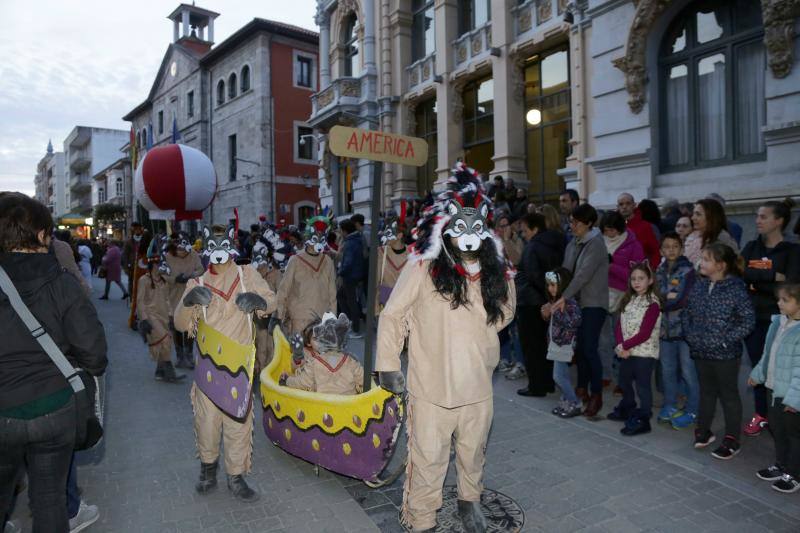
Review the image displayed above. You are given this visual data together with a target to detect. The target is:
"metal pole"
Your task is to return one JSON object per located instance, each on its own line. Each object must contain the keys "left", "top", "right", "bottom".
{"left": 361, "top": 160, "right": 383, "bottom": 391}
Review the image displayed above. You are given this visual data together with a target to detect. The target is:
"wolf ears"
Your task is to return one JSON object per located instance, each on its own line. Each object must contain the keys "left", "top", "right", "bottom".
{"left": 202, "top": 226, "right": 211, "bottom": 240}
{"left": 227, "top": 225, "right": 236, "bottom": 242}
{"left": 446, "top": 201, "right": 460, "bottom": 216}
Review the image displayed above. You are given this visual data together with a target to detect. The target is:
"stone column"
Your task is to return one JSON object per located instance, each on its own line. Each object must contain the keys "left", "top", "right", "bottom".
{"left": 316, "top": 9, "right": 331, "bottom": 88}
{"left": 181, "top": 10, "right": 190, "bottom": 38}
{"left": 208, "top": 20, "right": 215, "bottom": 43}
{"left": 390, "top": 8, "right": 416, "bottom": 201}
{"left": 434, "top": 0, "right": 462, "bottom": 189}
{"left": 490, "top": 0, "right": 526, "bottom": 185}
{"left": 173, "top": 20, "right": 180, "bottom": 42}
{"left": 362, "top": 0, "right": 377, "bottom": 75}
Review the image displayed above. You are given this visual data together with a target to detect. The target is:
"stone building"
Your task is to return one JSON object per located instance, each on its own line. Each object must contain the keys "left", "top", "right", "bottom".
{"left": 91, "top": 155, "right": 134, "bottom": 239}
{"left": 34, "top": 140, "right": 67, "bottom": 217}
{"left": 123, "top": 3, "right": 321, "bottom": 227}
{"left": 309, "top": 0, "right": 799, "bottom": 225}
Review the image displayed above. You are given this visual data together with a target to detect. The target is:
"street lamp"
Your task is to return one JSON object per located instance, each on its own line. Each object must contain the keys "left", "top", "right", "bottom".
{"left": 526, "top": 108, "right": 542, "bottom": 126}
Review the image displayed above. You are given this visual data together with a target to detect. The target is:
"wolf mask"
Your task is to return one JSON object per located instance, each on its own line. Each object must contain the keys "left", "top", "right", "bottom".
{"left": 303, "top": 215, "right": 331, "bottom": 255}
{"left": 311, "top": 312, "right": 351, "bottom": 352}
{"left": 202, "top": 225, "right": 238, "bottom": 265}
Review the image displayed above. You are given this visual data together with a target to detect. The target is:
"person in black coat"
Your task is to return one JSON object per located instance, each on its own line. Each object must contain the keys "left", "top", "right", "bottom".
{"left": 0, "top": 193, "right": 107, "bottom": 533}
{"left": 740, "top": 199, "right": 800, "bottom": 434}
{"left": 516, "top": 213, "right": 566, "bottom": 396}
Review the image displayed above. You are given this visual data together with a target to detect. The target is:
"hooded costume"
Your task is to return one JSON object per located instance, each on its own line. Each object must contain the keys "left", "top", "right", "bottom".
{"left": 251, "top": 226, "right": 293, "bottom": 371}
{"left": 376, "top": 163, "right": 516, "bottom": 532}
{"left": 281, "top": 312, "right": 365, "bottom": 395}
{"left": 173, "top": 225, "right": 277, "bottom": 503}
{"left": 275, "top": 215, "right": 337, "bottom": 336}
{"left": 136, "top": 235, "right": 187, "bottom": 382}
{"left": 375, "top": 205, "right": 410, "bottom": 315}
{"left": 164, "top": 231, "right": 205, "bottom": 369}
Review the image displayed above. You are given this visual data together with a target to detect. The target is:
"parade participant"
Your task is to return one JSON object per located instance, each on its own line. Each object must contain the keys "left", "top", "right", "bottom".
{"left": 275, "top": 215, "right": 337, "bottom": 336}
{"left": 137, "top": 237, "right": 185, "bottom": 382}
{"left": 163, "top": 231, "right": 205, "bottom": 369}
{"left": 128, "top": 230, "right": 152, "bottom": 330}
{"left": 375, "top": 208, "right": 409, "bottom": 315}
{"left": 279, "top": 312, "right": 364, "bottom": 395}
{"left": 376, "top": 162, "right": 515, "bottom": 533}
{"left": 121, "top": 222, "right": 143, "bottom": 298}
{"left": 174, "top": 224, "right": 277, "bottom": 503}
{"left": 251, "top": 227, "right": 291, "bottom": 371}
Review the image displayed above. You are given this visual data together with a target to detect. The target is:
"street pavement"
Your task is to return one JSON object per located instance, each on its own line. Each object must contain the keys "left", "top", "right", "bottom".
{"left": 8, "top": 275, "right": 800, "bottom": 532}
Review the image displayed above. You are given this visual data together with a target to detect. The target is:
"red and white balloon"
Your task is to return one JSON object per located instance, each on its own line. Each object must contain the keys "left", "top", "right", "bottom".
{"left": 134, "top": 144, "right": 217, "bottom": 220}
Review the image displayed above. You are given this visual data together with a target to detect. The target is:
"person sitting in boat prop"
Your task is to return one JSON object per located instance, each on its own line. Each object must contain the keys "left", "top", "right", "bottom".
{"left": 174, "top": 224, "right": 277, "bottom": 503}
{"left": 375, "top": 161, "right": 516, "bottom": 533}
{"left": 138, "top": 235, "right": 186, "bottom": 383}
{"left": 275, "top": 214, "right": 337, "bottom": 336}
{"left": 278, "top": 312, "right": 364, "bottom": 395}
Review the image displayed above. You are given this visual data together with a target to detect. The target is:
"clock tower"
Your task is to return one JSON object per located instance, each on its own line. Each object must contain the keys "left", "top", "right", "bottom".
{"left": 167, "top": 3, "right": 219, "bottom": 54}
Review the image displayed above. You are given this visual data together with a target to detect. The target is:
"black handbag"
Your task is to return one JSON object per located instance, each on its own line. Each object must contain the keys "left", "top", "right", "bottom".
{"left": 0, "top": 266, "right": 104, "bottom": 450}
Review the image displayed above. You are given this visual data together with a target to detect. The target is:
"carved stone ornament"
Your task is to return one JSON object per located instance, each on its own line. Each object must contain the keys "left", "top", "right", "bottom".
{"left": 410, "top": 68, "right": 419, "bottom": 87}
{"left": 612, "top": 0, "right": 672, "bottom": 114}
{"left": 537, "top": 0, "right": 552, "bottom": 23}
{"left": 472, "top": 35, "right": 483, "bottom": 55}
{"left": 457, "top": 43, "right": 468, "bottom": 63}
{"left": 406, "top": 102, "right": 418, "bottom": 135}
{"left": 341, "top": 79, "right": 361, "bottom": 97}
{"left": 510, "top": 55, "right": 527, "bottom": 104}
{"left": 317, "top": 87, "right": 335, "bottom": 108}
{"left": 451, "top": 83, "right": 465, "bottom": 123}
{"left": 558, "top": 0, "right": 569, "bottom": 15}
{"left": 422, "top": 63, "right": 431, "bottom": 80}
{"left": 762, "top": 0, "right": 800, "bottom": 79}
{"left": 314, "top": 5, "right": 330, "bottom": 27}
{"left": 519, "top": 9, "right": 533, "bottom": 33}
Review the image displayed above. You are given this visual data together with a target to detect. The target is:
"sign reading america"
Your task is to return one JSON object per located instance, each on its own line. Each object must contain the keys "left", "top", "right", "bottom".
{"left": 328, "top": 125, "right": 428, "bottom": 167}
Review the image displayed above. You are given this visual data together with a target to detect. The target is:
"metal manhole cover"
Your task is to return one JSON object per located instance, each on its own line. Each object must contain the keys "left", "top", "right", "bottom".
{"left": 402, "top": 485, "right": 525, "bottom": 532}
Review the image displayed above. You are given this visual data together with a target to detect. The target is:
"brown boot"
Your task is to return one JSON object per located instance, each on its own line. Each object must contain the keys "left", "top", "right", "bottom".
{"left": 584, "top": 393, "right": 603, "bottom": 417}
{"left": 575, "top": 387, "right": 589, "bottom": 404}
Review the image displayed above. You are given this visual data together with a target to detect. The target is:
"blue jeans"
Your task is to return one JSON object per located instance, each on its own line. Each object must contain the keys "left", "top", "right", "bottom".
{"left": 553, "top": 362, "right": 578, "bottom": 403}
{"left": 67, "top": 453, "right": 80, "bottom": 519}
{"left": 617, "top": 356, "right": 656, "bottom": 418}
{"left": 500, "top": 319, "right": 523, "bottom": 365}
{"left": 660, "top": 339, "right": 699, "bottom": 414}
{"left": 576, "top": 307, "right": 606, "bottom": 395}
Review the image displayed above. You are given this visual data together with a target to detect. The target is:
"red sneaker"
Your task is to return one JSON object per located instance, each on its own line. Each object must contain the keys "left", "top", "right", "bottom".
{"left": 744, "top": 414, "right": 768, "bottom": 437}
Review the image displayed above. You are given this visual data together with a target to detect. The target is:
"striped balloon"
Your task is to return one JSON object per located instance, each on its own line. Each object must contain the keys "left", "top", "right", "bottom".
{"left": 134, "top": 144, "right": 217, "bottom": 220}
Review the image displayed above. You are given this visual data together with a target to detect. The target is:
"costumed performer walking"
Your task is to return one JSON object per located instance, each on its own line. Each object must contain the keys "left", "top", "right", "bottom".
{"left": 376, "top": 162, "right": 516, "bottom": 533}
{"left": 174, "top": 224, "right": 277, "bottom": 502}
{"left": 164, "top": 231, "right": 205, "bottom": 369}
{"left": 375, "top": 207, "right": 410, "bottom": 315}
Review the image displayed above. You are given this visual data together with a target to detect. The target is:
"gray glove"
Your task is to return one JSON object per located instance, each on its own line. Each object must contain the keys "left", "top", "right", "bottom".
{"left": 138, "top": 319, "right": 152, "bottom": 344}
{"left": 378, "top": 371, "right": 405, "bottom": 395}
{"left": 289, "top": 333, "right": 305, "bottom": 362}
{"left": 175, "top": 273, "right": 190, "bottom": 284}
{"left": 182, "top": 286, "right": 212, "bottom": 307}
{"left": 235, "top": 292, "right": 268, "bottom": 314}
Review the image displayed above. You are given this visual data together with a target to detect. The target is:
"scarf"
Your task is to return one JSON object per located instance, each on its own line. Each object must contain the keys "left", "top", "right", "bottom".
{"left": 604, "top": 231, "right": 627, "bottom": 256}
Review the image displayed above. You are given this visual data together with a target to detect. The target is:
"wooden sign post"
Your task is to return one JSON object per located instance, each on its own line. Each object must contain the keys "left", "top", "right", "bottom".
{"left": 328, "top": 125, "right": 428, "bottom": 391}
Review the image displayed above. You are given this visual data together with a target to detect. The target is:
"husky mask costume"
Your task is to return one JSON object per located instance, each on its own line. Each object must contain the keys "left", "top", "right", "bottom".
{"left": 275, "top": 215, "right": 337, "bottom": 336}
{"left": 164, "top": 231, "right": 204, "bottom": 370}
{"left": 376, "top": 204, "right": 410, "bottom": 313}
{"left": 375, "top": 162, "right": 516, "bottom": 533}
{"left": 174, "top": 224, "right": 277, "bottom": 504}
{"left": 137, "top": 236, "right": 187, "bottom": 383}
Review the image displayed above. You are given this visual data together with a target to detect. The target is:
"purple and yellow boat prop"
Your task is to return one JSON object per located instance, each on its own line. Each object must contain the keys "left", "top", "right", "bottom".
{"left": 194, "top": 319, "right": 256, "bottom": 419}
{"left": 260, "top": 328, "right": 405, "bottom": 485}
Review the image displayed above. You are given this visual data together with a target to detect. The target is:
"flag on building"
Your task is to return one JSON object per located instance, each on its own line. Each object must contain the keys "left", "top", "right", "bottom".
{"left": 171, "top": 115, "right": 181, "bottom": 144}
{"left": 147, "top": 123, "right": 153, "bottom": 150}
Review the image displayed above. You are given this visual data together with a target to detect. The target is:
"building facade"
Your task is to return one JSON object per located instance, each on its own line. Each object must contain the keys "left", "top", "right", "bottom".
{"left": 310, "top": 0, "right": 799, "bottom": 225}
{"left": 91, "top": 155, "right": 134, "bottom": 240}
{"left": 123, "top": 4, "right": 321, "bottom": 227}
{"left": 34, "top": 141, "right": 67, "bottom": 218}
{"left": 63, "top": 126, "right": 129, "bottom": 216}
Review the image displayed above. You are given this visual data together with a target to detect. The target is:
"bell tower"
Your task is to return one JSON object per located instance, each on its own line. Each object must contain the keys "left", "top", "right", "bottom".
{"left": 167, "top": 3, "right": 219, "bottom": 47}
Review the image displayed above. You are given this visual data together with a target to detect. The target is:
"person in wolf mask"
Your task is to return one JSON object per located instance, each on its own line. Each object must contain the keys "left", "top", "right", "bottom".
{"left": 376, "top": 162, "right": 516, "bottom": 533}
{"left": 164, "top": 231, "right": 204, "bottom": 369}
{"left": 137, "top": 235, "right": 186, "bottom": 382}
{"left": 250, "top": 226, "right": 292, "bottom": 371}
{"left": 173, "top": 224, "right": 277, "bottom": 503}
{"left": 375, "top": 204, "right": 410, "bottom": 315}
{"left": 275, "top": 215, "right": 337, "bottom": 336}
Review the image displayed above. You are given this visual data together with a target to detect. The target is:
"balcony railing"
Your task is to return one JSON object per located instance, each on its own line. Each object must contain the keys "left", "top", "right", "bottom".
{"left": 512, "top": 0, "right": 567, "bottom": 39}
{"left": 453, "top": 22, "right": 492, "bottom": 69}
{"left": 310, "top": 77, "right": 362, "bottom": 118}
{"left": 406, "top": 53, "right": 436, "bottom": 92}
{"left": 69, "top": 148, "right": 91, "bottom": 172}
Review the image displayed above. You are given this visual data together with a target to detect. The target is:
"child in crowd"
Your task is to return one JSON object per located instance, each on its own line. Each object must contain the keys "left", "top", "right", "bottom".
{"left": 607, "top": 262, "right": 662, "bottom": 436}
{"left": 280, "top": 312, "right": 364, "bottom": 395}
{"left": 545, "top": 268, "right": 582, "bottom": 418}
{"left": 749, "top": 284, "right": 800, "bottom": 493}
{"left": 656, "top": 232, "right": 698, "bottom": 428}
{"left": 683, "top": 243, "right": 755, "bottom": 459}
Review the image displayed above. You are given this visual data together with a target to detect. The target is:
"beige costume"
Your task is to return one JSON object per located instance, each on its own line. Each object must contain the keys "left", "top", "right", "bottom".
{"left": 163, "top": 250, "right": 205, "bottom": 312}
{"left": 285, "top": 350, "right": 364, "bottom": 395}
{"left": 254, "top": 265, "right": 283, "bottom": 370}
{"left": 174, "top": 262, "right": 277, "bottom": 475}
{"left": 136, "top": 276, "right": 172, "bottom": 362}
{"left": 275, "top": 250, "right": 336, "bottom": 335}
{"left": 501, "top": 235, "right": 523, "bottom": 267}
{"left": 376, "top": 260, "right": 515, "bottom": 530}
{"left": 375, "top": 244, "right": 409, "bottom": 314}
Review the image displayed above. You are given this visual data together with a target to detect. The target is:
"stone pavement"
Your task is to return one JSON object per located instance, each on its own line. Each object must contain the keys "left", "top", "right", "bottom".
{"left": 8, "top": 275, "right": 800, "bottom": 532}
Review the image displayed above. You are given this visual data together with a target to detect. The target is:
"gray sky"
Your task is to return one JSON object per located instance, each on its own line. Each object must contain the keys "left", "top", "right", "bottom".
{"left": 0, "top": 0, "right": 318, "bottom": 196}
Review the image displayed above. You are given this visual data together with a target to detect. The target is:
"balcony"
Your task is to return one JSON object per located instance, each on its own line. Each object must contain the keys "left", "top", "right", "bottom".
{"left": 452, "top": 23, "right": 492, "bottom": 70}
{"left": 70, "top": 173, "right": 92, "bottom": 192}
{"left": 406, "top": 53, "right": 436, "bottom": 93}
{"left": 69, "top": 149, "right": 91, "bottom": 172}
{"left": 512, "top": 0, "right": 568, "bottom": 40}
{"left": 309, "top": 76, "right": 366, "bottom": 127}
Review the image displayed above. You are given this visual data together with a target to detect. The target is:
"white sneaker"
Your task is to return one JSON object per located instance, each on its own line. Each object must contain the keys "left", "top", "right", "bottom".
{"left": 496, "top": 360, "right": 513, "bottom": 373}
{"left": 69, "top": 501, "right": 99, "bottom": 533}
{"left": 4, "top": 520, "right": 20, "bottom": 533}
{"left": 350, "top": 331, "right": 364, "bottom": 339}
{"left": 505, "top": 363, "right": 527, "bottom": 380}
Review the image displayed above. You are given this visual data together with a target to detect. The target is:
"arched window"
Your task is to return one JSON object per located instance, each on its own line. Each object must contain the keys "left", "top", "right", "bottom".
{"left": 228, "top": 73, "right": 237, "bottom": 99}
{"left": 240, "top": 65, "right": 251, "bottom": 92}
{"left": 217, "top": 80, "right": 225, "bottom": 105}
{"left": 659, "top": 0, "right": 764, "bottom": 171}
{"left": 116, "top": 176, "right": 124, "bottom": 198}
{"left": 342, "top": 14, "right": 360, "bottom": 77}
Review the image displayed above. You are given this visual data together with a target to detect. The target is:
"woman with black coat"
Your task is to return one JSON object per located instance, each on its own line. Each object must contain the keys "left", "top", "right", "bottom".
{"left": 516, "top": 213, "right": 565, "bottom": 396}
{"left": 0, "top": 193, "right": 107, "bottom": 533}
